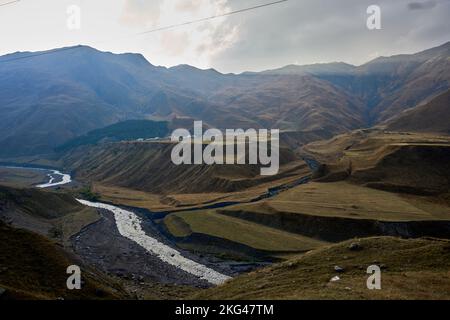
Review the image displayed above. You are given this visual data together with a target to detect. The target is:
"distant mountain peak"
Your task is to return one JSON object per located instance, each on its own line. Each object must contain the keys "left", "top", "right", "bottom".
{"left": 170, "top": 64, "right": 222, "bottom": 75}
{"left": 0, "top": 44, "right": 153, "bottom": 67}
{"left": 0, "top": 41, "right": 449, "bottom": 157}
{"left": 260, "top": 61, "right": 356, "bottom": 76}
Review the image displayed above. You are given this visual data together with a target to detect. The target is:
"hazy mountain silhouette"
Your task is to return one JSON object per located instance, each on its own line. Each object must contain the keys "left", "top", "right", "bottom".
{"left": 0, "top": 42, "right": 449, "bottom": 157}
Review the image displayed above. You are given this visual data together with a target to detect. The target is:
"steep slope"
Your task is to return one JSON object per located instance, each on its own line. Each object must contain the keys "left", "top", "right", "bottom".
{"left": 386, "top": 89, "right": 450, "bottom": 134}
{"left": 62, "top": 141, "right": 310, "bottom": 194}
{"left": 0, "top": 186, "right": 87, "bottom": 219}
{"left": 165, "top": 64, "right": 367, "bottom": 133}
{"left": 0, "top": 186, "right": 128, "bottom": 299}
{"left": 268, "top": 41, "right": 450, "bottom": 124}
{"left": 0, "top": 46, "right": 359, "bottom": 157}
{"left": 0, "top": 46, "right": 196, "bottom": 157}
{"left": 0, "top": 186, "right": 100, "bottom": 244}
{"left": 363, "top": 42, "right": 450, "bottom": 121}
{"left": 205, "top": 74, "right": 367, "bottom": 132}
{"left": 1, "top": 42, "right": 449, "bottom": 158}
{"left": 0, "top": 220, "right": 127, "bottom": 300}
{"left": 303, "top": 130, "right": 450, "bottom": 195}
{"left": 350, "top": 144, "right": 450, "bottom": 195}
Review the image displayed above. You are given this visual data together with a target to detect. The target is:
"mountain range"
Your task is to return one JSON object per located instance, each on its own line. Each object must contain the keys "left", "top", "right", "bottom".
{"left": 1, "top": 40, "right": 450, "bottom": 302}
{"left": 0, "top": 41, "right": 449, "bottom": 157}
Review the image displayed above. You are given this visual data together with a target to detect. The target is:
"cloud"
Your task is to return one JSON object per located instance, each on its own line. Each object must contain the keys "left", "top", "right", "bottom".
{"left": 0, "top": 0, "right": 448, "bottom": 73}
{"left": 119, "top": 0, "right": 238, "bottom": 68}
{"left": 408, "top": 1, "right": 437, "bottom": 10}
{"left": 120, "top": 0, "right": 161, "bottom": 28}
{"left": 208, "top": 0, "right": 450, "bottom": 73}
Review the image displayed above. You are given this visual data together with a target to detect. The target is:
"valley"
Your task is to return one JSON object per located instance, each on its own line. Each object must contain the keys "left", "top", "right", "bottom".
{"left": 0, "top": 41, "right": 449, "bottom": 301}
{"left": 1, "top": 128, "right": 449, "bottom": 299}
{"left": 1, "top": 127, "right": 449, "bottom": 300}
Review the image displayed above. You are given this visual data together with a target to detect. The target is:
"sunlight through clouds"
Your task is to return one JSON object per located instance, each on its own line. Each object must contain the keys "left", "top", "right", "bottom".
{"left": 0, "top": 0, "right": 448, "bottom": 73}
{"left": 119, "top": 0, "right": 239, "bottom": 68}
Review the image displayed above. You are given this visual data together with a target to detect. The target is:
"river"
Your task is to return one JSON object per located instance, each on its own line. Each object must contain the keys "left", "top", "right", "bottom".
{"left": 36, "top": 169, "right": 72, "bottom": 188}
{"left": 0, "top": 159, "right": 319, "bottom": 285}
{"left": 76, "top": 199, "right": 231, "bottom": 285}
{"left": 1, "top": 164, "right": 231, "bottom": 285}
{"left": 0, "top": 165, "right": 72, "bottom": 188}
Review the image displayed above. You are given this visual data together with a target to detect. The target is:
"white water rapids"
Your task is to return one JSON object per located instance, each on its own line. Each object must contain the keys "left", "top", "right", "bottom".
{"left": 76, "top": 199, "right": 231, "bottom": 285}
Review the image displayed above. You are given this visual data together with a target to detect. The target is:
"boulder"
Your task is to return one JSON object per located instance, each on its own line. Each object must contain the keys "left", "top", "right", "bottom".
{"left": 334, "top": 265, "right": 345, "bottom": 273}
{"left": 349, "top": 242, "right": 362, "bottom": 251}
{"left": 330, "top": 276, "right": 340, "bottom": 282}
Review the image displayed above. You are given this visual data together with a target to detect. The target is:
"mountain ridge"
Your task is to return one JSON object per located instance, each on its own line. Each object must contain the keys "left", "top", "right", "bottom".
{"left": 386, "top": 89, "right": 450, "bottom": 134}
{"left": 0, "top": 41, "right": 449, "bottom": 157}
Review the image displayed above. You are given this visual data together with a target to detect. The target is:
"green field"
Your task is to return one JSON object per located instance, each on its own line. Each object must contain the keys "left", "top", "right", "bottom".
{"left": 226, "top": 181, "right": 450, "bottom": 222}
{"left": 165, "top": 210, "right": 327, "bottom": 252}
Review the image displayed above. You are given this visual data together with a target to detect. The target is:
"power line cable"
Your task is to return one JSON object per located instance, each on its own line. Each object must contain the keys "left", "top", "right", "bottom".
{"left": 0, "top": 0, "right": 289, "bottom": 64}
{"left": 137, "top": 0, "right": 288, "bottom": 35}
{"left": 0, "top": 0, "right": 20, "bottom": 7}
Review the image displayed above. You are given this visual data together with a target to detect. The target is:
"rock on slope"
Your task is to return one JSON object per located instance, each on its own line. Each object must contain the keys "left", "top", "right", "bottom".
{"left": 193, "top": 237, "right": 450, "bottom": 300}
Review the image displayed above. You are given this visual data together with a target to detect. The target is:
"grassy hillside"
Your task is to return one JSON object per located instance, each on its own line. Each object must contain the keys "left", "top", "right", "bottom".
{"left": 193, "top": 237, "right": 450, "bottom": 300}
{"left": 0, "top": 167, "right": 48, "bottom": 188}
{"left": 0, "top": 45, "right": 179, "bottom": 157}
{"left": 154, "top": 131, "right": 450, "bottom": 260}
{"left": 66, "top": 130, "right": 450, "bottom": 263}
{"left": 63, "top": 141, "right": 311, "bottom": 195}
{"left": 0, "top": 186, "right": 198, "bottom": 300}
{"left": 303, "top": 131, "right": 450, "bottom": 195}
{"left": 0, "top": 186, "right": 100, "bottom": 244}
{"left": 386, "top": 89, "right": 450, "bottom": 134}
{"left": 0, "top": 186, "right": 84, "bottom": 218}
{"left": 0, "top": 220, "right": 128, "bottom": 300}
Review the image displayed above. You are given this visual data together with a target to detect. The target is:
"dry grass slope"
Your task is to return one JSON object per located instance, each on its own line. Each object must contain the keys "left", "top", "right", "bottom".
{"left": 193, "top": 237, "right": 450, "bottom": 300}
{"left": 0, "top": 221, "right": 128, "bottom": 300}
{"left": 303, "top": 131, "right": 450, "bottom": 195}
{"left": 232, "top": 181, "right": 450, "bottom": 222}
{"left": 64, "top": 141, "right": 311, "bottom": 195}
{"left": 386, "top": 89, "right": 450, "bottom": 134}
{"left": 0, "top": 186, "right": 100, "bottom": 245}
{"left": 0, "top": 167, "right": 47, "bottom": 188}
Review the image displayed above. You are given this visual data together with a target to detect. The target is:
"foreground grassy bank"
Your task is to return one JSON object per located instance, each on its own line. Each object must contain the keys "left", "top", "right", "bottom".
{"left": 193, "top": 237, "right": 450, "bottom": 300}
{"left": 0, "top": 221, "right": 128, "bottom": 300}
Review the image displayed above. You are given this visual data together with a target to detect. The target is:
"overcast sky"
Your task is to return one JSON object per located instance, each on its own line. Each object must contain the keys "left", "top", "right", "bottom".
{"left": 0, "top": 0, "right": 449, "bottom": 73}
